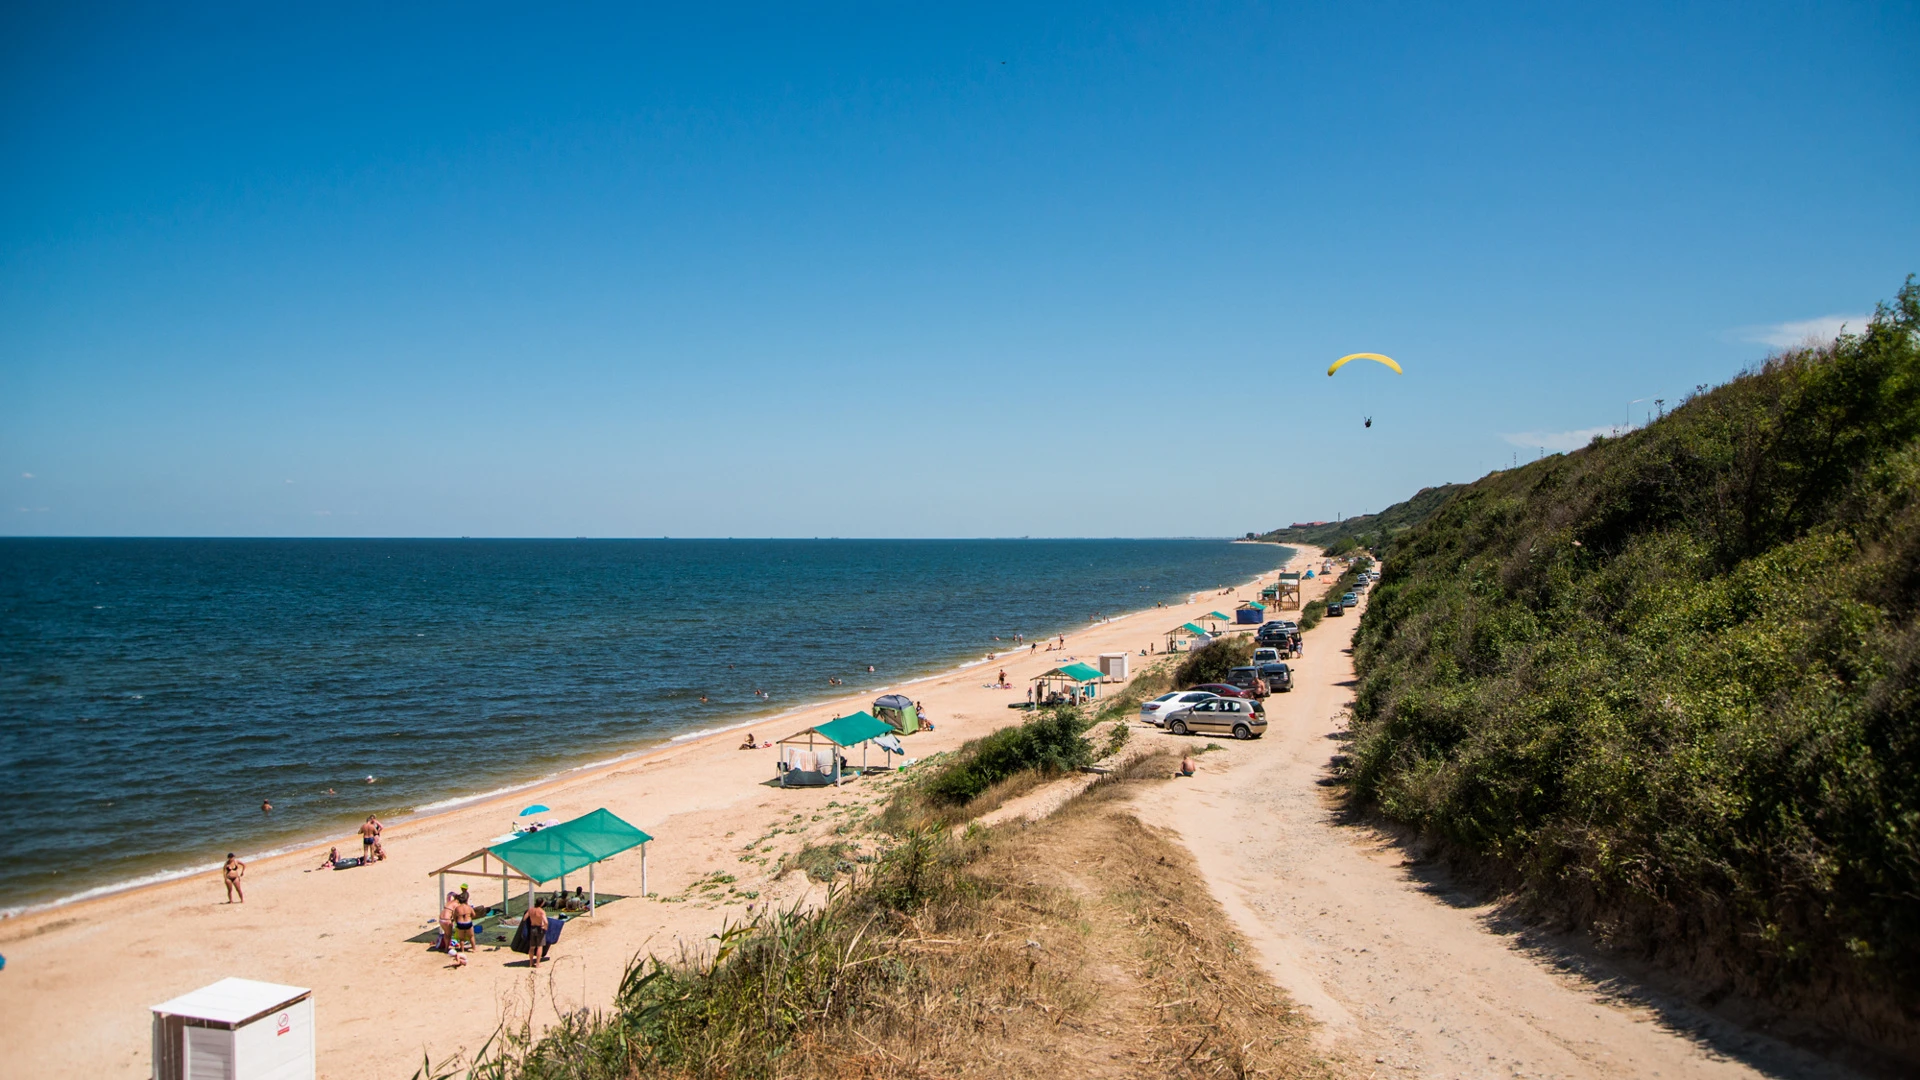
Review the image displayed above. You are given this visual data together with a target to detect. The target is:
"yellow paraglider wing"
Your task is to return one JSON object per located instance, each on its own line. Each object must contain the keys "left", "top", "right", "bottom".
{"left": 1326, "top": 353, "right": 1403, "bottom": 376}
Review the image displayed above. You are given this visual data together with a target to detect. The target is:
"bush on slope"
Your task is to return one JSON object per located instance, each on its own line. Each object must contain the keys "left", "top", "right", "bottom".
{"left": 1345, "top": 279, "right": 1920, "bottom": 1058}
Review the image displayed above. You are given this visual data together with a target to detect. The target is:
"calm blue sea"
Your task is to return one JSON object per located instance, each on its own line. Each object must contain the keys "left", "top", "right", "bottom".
{"left": 0, "top": 538, "right": 1288, "bottom": 912}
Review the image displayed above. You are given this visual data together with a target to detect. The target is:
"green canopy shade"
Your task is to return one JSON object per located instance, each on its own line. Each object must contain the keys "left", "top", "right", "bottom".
{"left": 1205, "top": 611, "right": 1233, "bottom": 621}
{"left": 491, "top": 808, "right": 652, "bottom": 885}
{"left": 807, "top": 711, "right": 893, "bottom": 747}
{"left": 1180, "top": 622, "right": 1208, "bottom": 635}
{"left": 1036, "top": 662, "right": 1103, "bottom": 683}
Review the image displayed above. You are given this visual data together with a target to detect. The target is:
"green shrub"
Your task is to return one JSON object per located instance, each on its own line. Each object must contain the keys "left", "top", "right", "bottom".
{"left": 1298, "top": 598, "right": 1326, "bottom": 630}
{"left": 1173, "top": 636, "right": 1253, "bottom": 686}
{"left": 921, "top": 708, "right": 1093, "bottom": 805}
{"left": 1343, "top": 277, "right": 1920, "bottom": 1057}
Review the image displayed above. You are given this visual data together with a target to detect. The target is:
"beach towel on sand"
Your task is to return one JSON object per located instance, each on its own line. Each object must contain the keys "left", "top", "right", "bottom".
{"left": 510, "top": 919, "right": 533, "bottom": 954}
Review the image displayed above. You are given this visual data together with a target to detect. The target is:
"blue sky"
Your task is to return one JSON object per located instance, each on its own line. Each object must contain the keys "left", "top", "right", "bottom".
{"left": 4, "top": 3, "right": 1916, "bottom": 538}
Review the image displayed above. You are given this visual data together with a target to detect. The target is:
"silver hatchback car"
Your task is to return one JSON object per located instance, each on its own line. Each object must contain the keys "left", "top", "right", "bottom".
{"left": 1163, "top": 696, "right": 1267, "bottom": 739}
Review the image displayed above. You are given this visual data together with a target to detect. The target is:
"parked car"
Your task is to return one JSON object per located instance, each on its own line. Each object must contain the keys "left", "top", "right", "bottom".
{"left": 1251, "top": 646, "right": 1282, "bottom": 666}
{"left": 1325, "top": 600, "right": 1344, "bottom": 616}
{"left": 1256, "top": 623, "right": 1292, "bottom": 645}
{"left": 1224, "top": 666, "right": 1271, "bottom": 698}
{"left": 1342, "top": 591, "right": 1358, "bottom": 606}
{"left": 1258, "top": 661, "right": 1292, "bottom": 691}
{"left": 1165, "top": 697, "right": 1267, "bottom": 739}
{"left": 1190, "top": 682, "right": 1253, "bottom": 700}
{"left": 1139, "top": 690, "right": 1219, "bottom": 726}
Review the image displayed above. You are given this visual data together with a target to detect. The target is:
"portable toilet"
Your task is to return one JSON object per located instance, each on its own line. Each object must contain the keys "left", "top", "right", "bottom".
{"left": 152, "top": 978, "right": 314, "bottom": 1080}
{"left": 872, "top": 693, "right": 920, "bottom": 734}
{"left": 1098, "top": 653, "right": 1129, "bottom": 680}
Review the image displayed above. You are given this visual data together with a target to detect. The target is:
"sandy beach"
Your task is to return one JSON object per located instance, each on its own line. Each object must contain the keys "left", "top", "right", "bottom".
{"left": 0, "top": 548, "right": 1312, "bottom": 1079}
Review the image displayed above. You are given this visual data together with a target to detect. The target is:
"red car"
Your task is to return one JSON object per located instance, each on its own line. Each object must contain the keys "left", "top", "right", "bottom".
{"left": 1189, "top": 683, "right": 1265, "bottom": 715}
{"left": 1190, "top": 683, "right": 1251, "bottom": 698}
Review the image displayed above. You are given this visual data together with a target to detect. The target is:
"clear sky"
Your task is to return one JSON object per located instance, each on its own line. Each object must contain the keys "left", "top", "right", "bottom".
{"left": 4, "top": 3, "right": 1916, "bottom": 538}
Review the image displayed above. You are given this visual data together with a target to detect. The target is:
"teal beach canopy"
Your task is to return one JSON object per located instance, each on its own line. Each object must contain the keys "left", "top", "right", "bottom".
{"left": 806, "top": 711, "right": 894, "bottom": 747}
{"left": 1040, "top": 662, "right": 1104, "bottom": 683}
{"left": 489, "top": 808, "right": 653, "bottom": 885}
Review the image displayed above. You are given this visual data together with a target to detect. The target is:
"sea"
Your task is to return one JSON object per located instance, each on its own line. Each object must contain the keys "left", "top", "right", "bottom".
{"left": 0, "top": 538, "right": 1289, "bottom": 915}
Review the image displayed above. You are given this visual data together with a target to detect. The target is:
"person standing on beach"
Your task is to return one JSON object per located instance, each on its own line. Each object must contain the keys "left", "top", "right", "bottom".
{"left": 360, "top": 815, "right": 382, "bottom": 861}
{"left": 525, "top": 896, "right": 549, "bottom": 967}
{"left": 438, "top": 892, "right": 458, "bottom": 951}
{"left": 222, "top": 853, "right": 246, "bottom": 903}
{"left": 452, "top": 895, "right": 476, "bottom": 950}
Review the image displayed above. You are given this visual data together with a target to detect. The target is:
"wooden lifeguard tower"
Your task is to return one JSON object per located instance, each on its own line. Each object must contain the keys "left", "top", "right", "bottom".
{"left": 1270, "top": 572, "right": 1303, "bottom": 610}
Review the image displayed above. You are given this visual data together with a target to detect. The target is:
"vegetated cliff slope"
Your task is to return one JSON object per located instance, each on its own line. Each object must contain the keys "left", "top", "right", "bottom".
{"left": 1259, "top": 484, "right": 1461, "bottom": 551}
{"left": 1347, "top": 279, "right": 1920, "bottom": 1061}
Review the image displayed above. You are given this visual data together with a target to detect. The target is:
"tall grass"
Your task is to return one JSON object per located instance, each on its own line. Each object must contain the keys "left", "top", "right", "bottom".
{"left": 413, "top": 830, "right": 977, "bottom": 1080}
{"left": 1344, "top": 277, "right": 1920, "bottom": 1060}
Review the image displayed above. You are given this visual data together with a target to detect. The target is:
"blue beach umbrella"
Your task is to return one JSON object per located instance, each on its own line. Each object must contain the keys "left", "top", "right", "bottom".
{"left": 519, "top": 804, "right": 550, "bottom": 817}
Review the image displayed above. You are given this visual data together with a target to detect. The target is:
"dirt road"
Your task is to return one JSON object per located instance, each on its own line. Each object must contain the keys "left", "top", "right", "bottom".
{"left": 1129, "top": 566, "right": 1858, "bottom": 1080}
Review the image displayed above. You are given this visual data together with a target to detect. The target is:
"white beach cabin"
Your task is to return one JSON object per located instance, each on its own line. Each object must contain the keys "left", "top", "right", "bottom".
{"left": 151, "top": 977, "right": 314, "bottom": 1080}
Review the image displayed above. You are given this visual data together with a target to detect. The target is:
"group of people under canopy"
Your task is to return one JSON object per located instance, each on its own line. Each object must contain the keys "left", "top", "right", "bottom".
{"left": 426, "top": 807, "right": 653, "bottom": 935}
{"left": 1028, "top": 661, "right": 1103, "bottom": 706}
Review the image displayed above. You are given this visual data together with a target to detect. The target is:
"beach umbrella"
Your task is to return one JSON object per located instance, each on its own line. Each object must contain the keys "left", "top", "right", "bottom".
{"left": 519, "top": 804, "right": 549, "bottom": 817}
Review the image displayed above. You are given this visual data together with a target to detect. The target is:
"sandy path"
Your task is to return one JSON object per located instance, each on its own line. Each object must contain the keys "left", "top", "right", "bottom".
{"left": 0, "top": 550, "right": 1293, "bottom": 1079}
{"left": 1128, "top": 560, "right": 1859, "bottom": 1080}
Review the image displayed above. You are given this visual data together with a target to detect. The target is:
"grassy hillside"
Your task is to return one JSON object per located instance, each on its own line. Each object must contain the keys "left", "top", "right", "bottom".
{"left": 1346, "top": 278, "right": 1920, "bottom": 1060}
{"left": 1257, "top": 483, "right": 1461, "bottom": 552}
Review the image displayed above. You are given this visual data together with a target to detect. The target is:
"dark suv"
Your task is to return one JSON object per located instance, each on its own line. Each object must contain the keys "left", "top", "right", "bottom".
{"left": 1224, "top": 666, "right": 1271, "bottom": 698}
{"left": 1258, "top": 661, "right": 1292, "bottom": 692}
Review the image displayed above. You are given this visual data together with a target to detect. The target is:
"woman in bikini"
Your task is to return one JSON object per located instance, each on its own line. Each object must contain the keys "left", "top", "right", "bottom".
{"left": 222, "top": 853, "right": 246, "bottom": 903}
{"left": 438, "top": 892, "right": 458, "bottom": 951}
{"left": 452, "top": 896, "right": 477, "bottom": 949}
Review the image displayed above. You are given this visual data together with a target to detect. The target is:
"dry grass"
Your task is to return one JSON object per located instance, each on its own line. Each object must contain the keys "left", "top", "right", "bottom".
{"left": 776, "top": 752, "right": 1343, "bottom": 1078}
{"left": 419, "top": 751, "right": 1345, "bottom": 1080}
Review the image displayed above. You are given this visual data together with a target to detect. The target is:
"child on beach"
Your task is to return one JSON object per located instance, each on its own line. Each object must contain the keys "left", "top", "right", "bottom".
{"left": 316, "top": 847, "right": 339, "bottom": 871}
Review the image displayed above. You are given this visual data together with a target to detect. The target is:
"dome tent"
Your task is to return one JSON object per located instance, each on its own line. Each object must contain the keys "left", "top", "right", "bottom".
{"left": 872, "top": 693, "right": 920, "bottom": 734}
